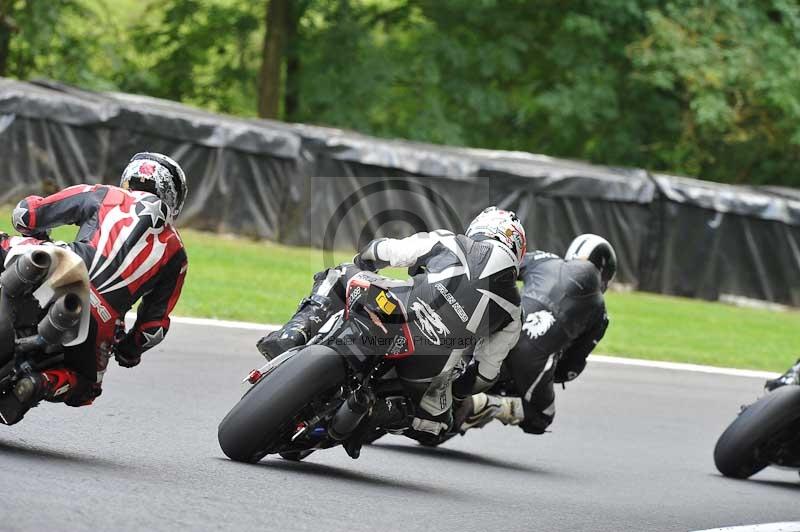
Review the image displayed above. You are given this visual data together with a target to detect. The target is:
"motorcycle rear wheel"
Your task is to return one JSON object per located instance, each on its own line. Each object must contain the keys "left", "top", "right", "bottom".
{"left": 218, "top": 345, "right": 346, "bottom": 463}
{"left": 714, "top": 385, "right": 800, "bottom": 479}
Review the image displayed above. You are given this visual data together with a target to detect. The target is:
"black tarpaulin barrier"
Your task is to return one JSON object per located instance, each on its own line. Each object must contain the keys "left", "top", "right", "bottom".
{"left": 1, "top": 78, "right": 800, "bottom": 305}
{"left": 0, "top": 78, "right": 306, "bottom": 240}
{"left": 473, "top": 153, "right": 655, "bottom": 286}
{"left": 285, "top": 127, "right": 653, "bottom": 286}
{"left": 639, "top": 175, "right": 800, "bottom": 306}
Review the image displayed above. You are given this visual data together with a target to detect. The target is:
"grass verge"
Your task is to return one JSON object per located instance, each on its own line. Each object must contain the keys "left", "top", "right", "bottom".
{"left": 0, "top": 209, "right": 797, "bottom": 372}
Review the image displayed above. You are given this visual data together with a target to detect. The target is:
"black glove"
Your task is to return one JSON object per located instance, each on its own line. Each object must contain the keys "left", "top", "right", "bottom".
{"left": 353, "top": 253, "right": 378, "bottom": 273}
{"left": 452, "top": 361, "right": 495, "bottom": 399}
{"left": 115, "top": 347, "right": 141, "bottom": 369}
{"left": 353, "top": 238, "right": 389, "bottom": 272}
{"left": 24, "top": 228, "right": 52, "bottom": 242}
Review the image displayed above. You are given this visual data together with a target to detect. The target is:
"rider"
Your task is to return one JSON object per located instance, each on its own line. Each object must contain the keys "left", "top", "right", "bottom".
{"left": 458, "top": 234, "right": 615, "bottom": 435}
{"left": 257, "top": 207, "right": 525, "bottom": 453}
{"left": 0, "top": 152, "right": 188, "bottom": 420}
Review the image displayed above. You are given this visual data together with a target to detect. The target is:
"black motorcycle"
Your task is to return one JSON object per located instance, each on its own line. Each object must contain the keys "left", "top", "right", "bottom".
{"left": 0, "top": 245, "right": 91, "bottom": 425}
{"left": 714, "top": 384, "right": 800, "bottom": 479}
{"left": 218, "top": 271, "right": 443, "bottom": 463}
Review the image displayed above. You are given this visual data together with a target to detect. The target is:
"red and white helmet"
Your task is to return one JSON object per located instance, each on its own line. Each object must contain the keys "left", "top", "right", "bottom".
{"left": 465, "top": 206, "right": 527, "bottom": 268}
{"left": 120, "top": 152, "right": 188, "bottom": 219}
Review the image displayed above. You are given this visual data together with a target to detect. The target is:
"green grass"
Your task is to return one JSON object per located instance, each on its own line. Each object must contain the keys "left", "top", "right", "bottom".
{"left": 1, "top": 208, "right": 798, "bottom": 372}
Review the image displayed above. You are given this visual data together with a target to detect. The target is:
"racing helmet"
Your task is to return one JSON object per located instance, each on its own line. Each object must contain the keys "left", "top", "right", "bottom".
{"left": 565, "top": 234, "right": 617, "bottom": 292}
{"left": 120, "top": 152, "right": 188, "bottom": 219}
{"left": 466, "top": 206, "right": 527, "bottom": 269}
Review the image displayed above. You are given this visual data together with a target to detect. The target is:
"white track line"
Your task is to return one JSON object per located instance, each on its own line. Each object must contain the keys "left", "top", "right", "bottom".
{"left": 157, "top": 315, "right": 780, "bottom": 379}
{"left": 124, "top": 313, "right": 278, "bottom": 332}
{"left": 590, "top": 355, "right": 779, "bottom": 379}
{"left": 691, "top": 522, "right": 800, "bottom": 532}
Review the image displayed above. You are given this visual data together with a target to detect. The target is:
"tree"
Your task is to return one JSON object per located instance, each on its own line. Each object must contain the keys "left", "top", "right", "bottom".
{"left": 258, "top": 0, "right": 289, "bottom": 118}
{"left": 124, "top": 0, "right": 262, "bottom": 116}
{"left": 2, "top": 0, "right": 799, "bottom": 186}
{"left": 628, "top": 0, "right": 800, "bottom": 183}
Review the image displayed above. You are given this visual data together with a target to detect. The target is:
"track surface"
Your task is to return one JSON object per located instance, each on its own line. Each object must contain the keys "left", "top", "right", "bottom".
{"left": 1, "top": 322, "right": 799, "bottom": 532}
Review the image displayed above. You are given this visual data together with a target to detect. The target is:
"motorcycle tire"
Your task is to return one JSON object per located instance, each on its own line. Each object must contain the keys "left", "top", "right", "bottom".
{"left": 218, "top": 345, "right": 346, "bottom": 463}
{"left": 714, "top": 385, "right": 800, "bottom": 479}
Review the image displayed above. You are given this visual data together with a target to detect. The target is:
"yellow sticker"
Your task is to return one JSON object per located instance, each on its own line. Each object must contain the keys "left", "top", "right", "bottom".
{"left": 376, "top": 290, "right": 397, "bottom": 314}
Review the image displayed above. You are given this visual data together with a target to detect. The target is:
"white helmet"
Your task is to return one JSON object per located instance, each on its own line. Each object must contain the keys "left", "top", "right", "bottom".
{"left": 466, "top": 206, "right": 527, "bottom": 268}
{"left": 565, "top": 234, "right": 617, "bottom": 292}
{"left": 121, "top": 152, "right": 188, "bottom": 219}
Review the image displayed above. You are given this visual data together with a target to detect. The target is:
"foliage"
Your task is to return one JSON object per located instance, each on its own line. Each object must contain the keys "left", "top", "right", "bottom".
{"left": 1, "top": 0, "right": 799, "bottom": 185}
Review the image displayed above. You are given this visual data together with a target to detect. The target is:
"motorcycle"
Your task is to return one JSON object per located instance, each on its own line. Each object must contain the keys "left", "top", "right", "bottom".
{"left": 714, "top": 385, "right": 800, "bottom": 479}
{"left": 0, "top": 244, "right": 91, "bottom": 425}
{"left": 218, "top": 271, "right": 442, "bottom": 463}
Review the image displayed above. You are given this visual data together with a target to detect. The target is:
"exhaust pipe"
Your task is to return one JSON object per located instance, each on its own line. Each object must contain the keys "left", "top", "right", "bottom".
{"left": 328, "top": 389, "right": 371, "bottom": 441}
{"left": 37, "top": 292, "right": 83, "bottom": 346}
{"left": 0, "top": 250, "right": 52, "bottom": 361}
{"left": 0, "top": 250, "right": 51, "bottom": 298}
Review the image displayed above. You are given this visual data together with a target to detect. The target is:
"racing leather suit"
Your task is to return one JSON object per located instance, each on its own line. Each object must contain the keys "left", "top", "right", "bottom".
{"left": 2, "top": 184, "right": 188, "bottom": 404}
{"left": 262, "top": 230, "right": 522, "bottom": 436}
{"left": 498, "top": 250, "right": 608, "bottom": 434}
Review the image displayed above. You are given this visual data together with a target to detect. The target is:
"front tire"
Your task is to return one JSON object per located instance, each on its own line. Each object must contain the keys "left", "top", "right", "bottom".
{"left": 218, "top": 345, "right": 346, "bottom": 463}
{"left": 714, "top": 385, "right": 800, "bottom": 479}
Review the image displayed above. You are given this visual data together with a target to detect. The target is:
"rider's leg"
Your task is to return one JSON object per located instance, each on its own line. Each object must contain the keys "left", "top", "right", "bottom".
{"left": 394, "top": 351, "right": 457, "bottom": 441}
{"left": 14, "top": 324, "right": 101, "bottom": 410}
{"left": 257, "top": 265, "right": 356, "bottom": 360}
{"left": 339, "top": 351, "right": 455, "bottom": 458}
{"left": 462, "top": 305, "right": 569, "bottom": 434}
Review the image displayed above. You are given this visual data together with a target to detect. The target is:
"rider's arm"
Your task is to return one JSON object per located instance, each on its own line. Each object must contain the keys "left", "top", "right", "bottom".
{"left": 472, "top": 311, "right": 523, "bottom": 386}
{"left": 116, "top": 246, "right": 188, "bottom": 358}
{"left": 12, "top": 185, "right": 102, "bottom": 236}
{"left": 554, "top": 309, "right": 609, "bottom": 383}
{"left": 453, "top": 310, "right": 523, "bottom": 398}
{"left": 357, "top": 231, "right": 453, "bottom": 270}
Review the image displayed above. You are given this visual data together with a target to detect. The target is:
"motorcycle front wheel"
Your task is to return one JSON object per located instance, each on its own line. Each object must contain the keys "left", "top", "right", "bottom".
{"left": 218, "top": 345, "right": 346, "bottom": 463}
{"left": 714, "top": 385, "right": 800, "bottom": 479}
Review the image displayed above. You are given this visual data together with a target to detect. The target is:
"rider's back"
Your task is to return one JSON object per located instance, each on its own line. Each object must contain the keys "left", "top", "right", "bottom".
{"left": 519, "top": 251, "right": 605, "bottom": 339}
{"left": 14, "top": 184, "right": 186, "bottom": 317}
{"left": 405, "top": 231, "right": 520, "bottom": 352}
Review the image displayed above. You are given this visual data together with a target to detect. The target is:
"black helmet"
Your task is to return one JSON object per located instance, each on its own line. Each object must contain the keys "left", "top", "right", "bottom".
{"left": 120, "top": 152, "right": 188, "bottom": 218}
{"left": 565, "top": 234, "right": 617, "bottom": 292}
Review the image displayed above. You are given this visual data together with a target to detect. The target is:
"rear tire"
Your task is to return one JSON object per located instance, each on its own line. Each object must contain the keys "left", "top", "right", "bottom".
{"left": 218, "top": 345, "right": 346, "bottom": 463}
{"left": 714, "top": 385, "right": 800, "bottom": 479}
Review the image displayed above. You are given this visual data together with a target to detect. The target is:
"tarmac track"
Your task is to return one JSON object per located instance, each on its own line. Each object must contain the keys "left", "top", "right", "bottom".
{"left": 1, "top": 321, "right": 798, "bottom": 532}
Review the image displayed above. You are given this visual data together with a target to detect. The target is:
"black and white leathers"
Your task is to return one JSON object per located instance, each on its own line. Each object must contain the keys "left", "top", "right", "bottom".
{"left": 362, "top": 230, "right": 522, "bottom": 426}
{"left": 498, "top": 250, "right": 608, "bottom": 433}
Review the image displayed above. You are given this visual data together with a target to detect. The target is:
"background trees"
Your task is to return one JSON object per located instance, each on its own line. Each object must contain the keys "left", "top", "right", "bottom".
{"left": 0, "top": 0, "right": 797, "bottom": 186}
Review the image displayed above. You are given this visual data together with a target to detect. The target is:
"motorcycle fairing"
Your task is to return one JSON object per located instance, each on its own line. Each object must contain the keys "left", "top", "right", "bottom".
{"left": 344, "top": 273, "right": 415, "bottom": 359}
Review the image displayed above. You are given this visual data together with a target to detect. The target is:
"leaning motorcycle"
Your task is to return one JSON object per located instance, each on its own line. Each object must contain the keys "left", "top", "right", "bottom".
{"left": 0, "top": 245, "right": 91, "bottom": 425}
{"left": 218, "top": 271, "right": 439, "bottom": 463}
{"left": 713, "top": 385, "right": 800, "bottom": 479}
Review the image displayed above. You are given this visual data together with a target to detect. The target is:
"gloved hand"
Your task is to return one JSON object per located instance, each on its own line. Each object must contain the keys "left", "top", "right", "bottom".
{"left": 452, "top": 360, "right": 495, "bottom": 399}
{"left": 16, "top": 227, "right": 52, "bottom": 241}
{"left": 115, "top": 347, "right": 141, "bottom": 369}
{"left": 353, "top": 238, "right": 389, "bottom": 272}
{"left": 353, "top": 253, "right": 378, "bottom": 273}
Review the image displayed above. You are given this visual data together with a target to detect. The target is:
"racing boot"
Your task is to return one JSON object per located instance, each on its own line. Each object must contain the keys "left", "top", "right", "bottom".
{"left": 14, "top": 368, "right": 79, "bottom": 405}
{"left": 343, "top": 397, "right": 412, "bottom": 459}
{"left": 256, "top": 294, "right": 332, "bottom": 360}
{"left": 458, "top": 393, "right": 524, "bottom": 432}
{"left": 0, "top": 369, "right": 79, "bottom": 425}
{"left": 256, "top": 269, "right": 346, "bottom": 360}
{"left": 765, "top": 359, "right": 800, "bottom": 392}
